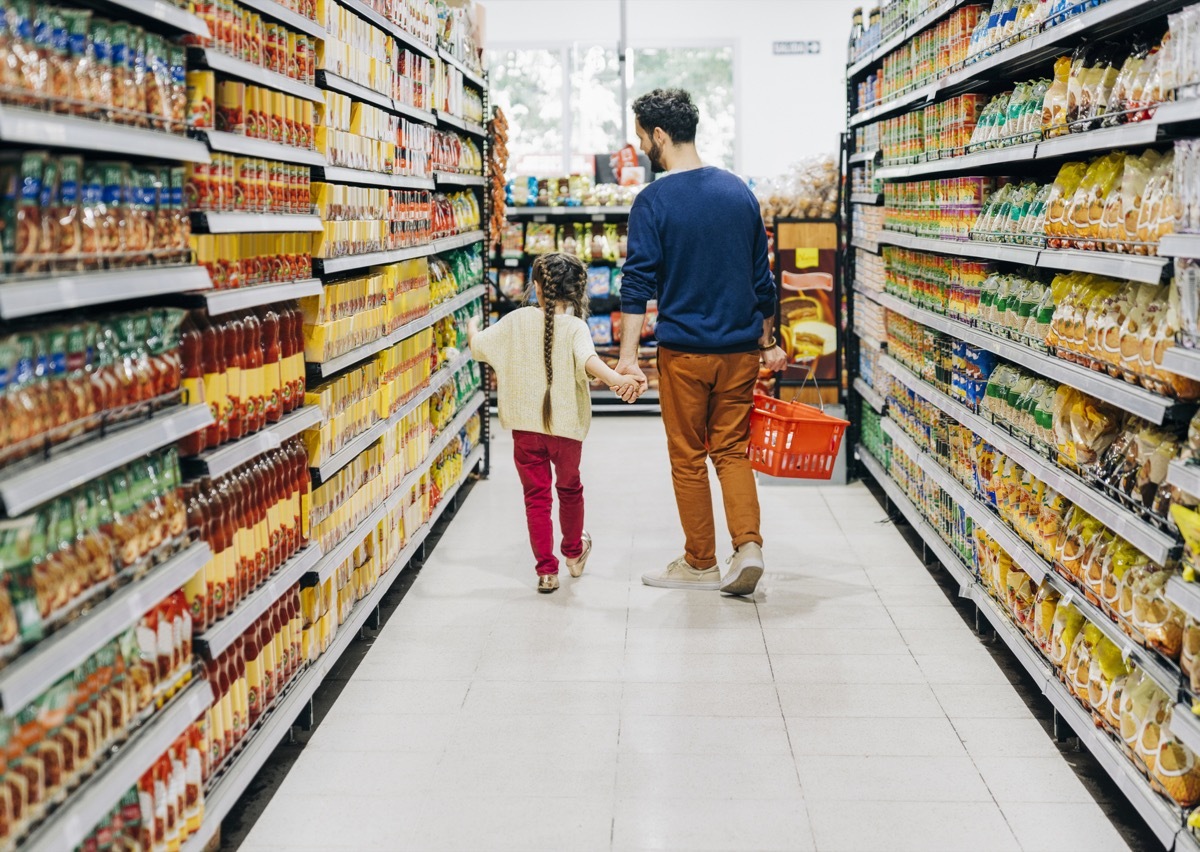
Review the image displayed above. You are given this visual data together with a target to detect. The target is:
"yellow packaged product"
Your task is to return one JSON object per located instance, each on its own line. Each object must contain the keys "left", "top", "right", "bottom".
{"left": 1089, "top": 633, "right": 1132, "bottom": 728}
{"left": 1045, "top": 161, "right": 1089, "bottom": 239}
{"left": 1006, "top": 566, "right": 1036, "bottom": 633}
{"left": 1119, "top": 669, "right": 1155, "bottom": 756}
{"left": 1041, "top": 56, "right": 1072, "bottom": 139}
{"left": 1033, "top": 585, "right": 1062, "bottom": 652}
{"left": 1152, "top": 702, "right": 1200, "bottom": 806}
{"left": 1136, "top": 689, "right": 1172, "bottom": 774}
{"left": 1081, "top": 528, "right": 1115, "bottom": 600}
{"left": 1117, "top": 557, "right": 1157, "bottom": 630}
{"left": 1065, "top": 623, "right": 1099, "bottom": 703}
{"left": 1183, "top": 618, "right": 1200, "bottom": 693}
{"left": 1036, "top": 487, "right": 1070, "bottom": 561}
{"left": 1049, "top": 600, "right": 1085, "bottom": 669}
{"left": 1132, "top": 567, "right": 1184, "bottom": 660}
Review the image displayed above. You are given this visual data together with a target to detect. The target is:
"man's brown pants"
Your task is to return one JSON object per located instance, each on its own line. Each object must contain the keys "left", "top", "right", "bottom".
{"left": 657, "top": 347, "right": 763, "bottom": 569}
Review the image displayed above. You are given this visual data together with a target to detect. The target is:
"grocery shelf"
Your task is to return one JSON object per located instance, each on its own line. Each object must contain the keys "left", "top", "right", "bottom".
{"left": 879, "top": 354, "right": 1178, "bottom": 564}
{"left": 437, "top": 47, "right": 487, "bottom": 90}
{"left": 846, "top": 0, "right": 967, "bottom": 78}
{"left": 857, "top": 332, "right": 885, "bottom": 350}
{"left": 311, "top": 283, "right": 484, "bottom": 378}
{"left": 432, "top": 231, "right": 486, "bottom": 252}
{"left": 848, "top": 149, "right": 880, "bottom": 164}
{"left": 434, "top": 170, "right": 486, "bottom": 187}
{"left": 182, "top": 442, "right": 483, "bottom": 852}
{"left": 191, "top": 48, "right": 324, "bottom": 102}
{"left": 191, "top": 278, "right": 324, "bottom": 317}
{"left": 507, "top": 206, "right": 633, "bottom": 218}
{"left": 1167, "top": 575, "right": 1200, "bottom": 624}
{"left": 394, "top": 100, "right": 438, "bottom": 126}
{"left": 1033, "top": 121, "right": 1162, "bottom": 160}
{"left": 195, "top": 544, "right": 325, "bottom": 659}
{"left": 336, "top": 0, "right": 435, "bottom": 59}
{"left": 861, "top": 441, "right": 1189, "bottom": 849}
{"left": 876, "top": 142, "right": 1037, "bottom": 180}
{"left": 866, "top": 290, "right": 1184, "bottom": 424}
{"left": 311, "top": 346, "right": 478, "bottom": 482}
{"left": 1162, "top": 346, "right": 1200, "bottom": 383}
{"left": 1170, "top": 703, "right": 1200, "bottom": 761}
{"left": 1168, "top": 459, "right": 1200, "bottom": 501}
{"left": 850, "top": 237, "right": 880, "bottom": 253}
{"left": 313, "top": 166, "right": 435, "bottom": 190}
{"left": 21, "top": 678, "right": 214, "bottom": 852}
{"left": 849, "top": 82, "right": 936, "bottom": 128}
{"left": 0, "top": 541, "right": 210, "bottom": 713}
{"left": 316, "top": 70, "right": 395, "bottom": 113}
{"left": 235, "top": 0, "right": 326, "bottom": 38}
{"left": 1035, "top": 248, "right": 1168, "bottom": 284}
{"left": 436, "top": 110, "right": 486, "bottom": 136}
{"left": 850, "top": 192, "right": 883, "bottom": 205}
{"left": 0, "top": 264, "right": 212, "bottom": 320}
{"left": 190, "top": 130, "right": 328, "bottom": 167}
{"left": 0, "top": 404, "right": 213, "bottom": 517}
{"left": 878, "top": 230, "right": 1040, "bottom": 264}
{"left": 182, "top": 406, "right": 323, "bottom": 479}
{"left": 1157, "top": 233, "right": 1200, "bottom": 259}
{"left": 313, "top": 242, "right": 432, "bottom": 276}
{"left": 856, "top": 445, "right": 974, "bottom": 594}
{"left": 852, "top": 377, "right": 885, "bottom": 414}
{"left": 105, "top": 0, "right": 211, "bottom": 35}
{"left": 0, "top": 105, "right": 211, "bottom": 162}
{"left": 191, "top": 212, "right": 325, "bottom": 234}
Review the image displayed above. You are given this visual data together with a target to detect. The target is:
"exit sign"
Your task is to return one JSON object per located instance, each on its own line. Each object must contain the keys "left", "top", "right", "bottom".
{"left": 773, "top": 41, "right": 821, "bottom": 55}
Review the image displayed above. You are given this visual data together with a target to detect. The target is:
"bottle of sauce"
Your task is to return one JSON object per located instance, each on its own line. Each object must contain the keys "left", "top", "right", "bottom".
{"left": 178, "top": 315, "right": 206, "bottom": 455}
{"left": 251, "top": 460, "right": 270, "bottom": 585}
{"left": 222, "top": 316, "right": 244, "bottom": 443}
{"left": 257, "top": 307, "right": 283, "bottom": 423}
{"left": 259, "top": 611, "right": 276, "bottom": 708}
{"left": 244, "top": 616, "right": 263, "bottom": 725}
{"left": 242, "top": 312, "right": 264, "bottom": 434}
{"left": 183, "top": 486, "right": 209, "bottom": 631}
{"left": 278, "top": 305, "right": 296, "bottom": 414}
{"left": 195, "top": 311, "right": 225, "bottom": 450}
{"left": 230, "top": 637, "right": 248, "bottom": 746}
{"left": 271, "top": 597, "right": 286, "bottom": 691}
{"left": 293, "top": 441, "right": 310, "bottom": 547}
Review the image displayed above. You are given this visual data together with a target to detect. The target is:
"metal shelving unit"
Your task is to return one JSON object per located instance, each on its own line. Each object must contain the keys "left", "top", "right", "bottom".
{"left": 0, "top": 404, "right": 212, "bottom": 517}
{"left": 20, "top": 679, "right": 215, "bottom": 852}
{"left": 189, "top": 278, "right": 324, "bottom": 317}
{"left": 437, "top": 47, "right": 487, "bottom": 90}
{"left": 865, "top": 290, "right": 1186, "bottom": 424}
{"left": 190, "top": 48, "right": 325, "bottom": 102}
{"left": 313, "top": 165, "right": 435, "bottom": 190}
{"left": 234, "top": 0, "right": 326, "bottom": 38}
{"left": 182, "top": 405, "right": 324, "bottom": 480}
{"left": 0, "top": 105, "right": 211, "bottom": 161}
{"left": 0, "top": 541, "right": 210, "bottom": 712}
{"left": 0, "top": 265, "right": 212, "bottom": 320}
{"left": 506, "top": 206, "right": 633, "bottom": 218}
{"left": 105, "top": 0, "right": 210, "bottom": 34}
{"left": 191, "top": 212, "right": 325, "bottom": 234}
{"left": 850, "top": 192, "right": 883, "bottom": 205}
{"left": 190, "top": 129, "right": 327, "bottom": 167}
{"left": 435, "top": 170, "right": 487, "bottom": 187}
{"left": 880, "top": 354, "right": 1177, "bottom": 565}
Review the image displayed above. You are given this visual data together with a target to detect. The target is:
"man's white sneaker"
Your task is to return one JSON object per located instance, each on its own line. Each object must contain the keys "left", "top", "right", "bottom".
{"left": 642, "top": 556, "right": 721, "bottom": 590}
{"left": 720, "top": 543, "right": 765, "bottom": 596}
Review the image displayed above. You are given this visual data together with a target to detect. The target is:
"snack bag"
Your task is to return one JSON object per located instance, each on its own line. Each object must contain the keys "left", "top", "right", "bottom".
{"left": 587, "top": 266, "right": 610, "bottom": 299}
{"left": 1065, "top": 622, "right": 1098, "bottom": 703}
{"left": 1042, "top": 55, "right": 1072, "bottom": 138}
{"left": 587, "top": 315, "right": 612, "bottom": 346}
{"left": 1183, "top": 617, "right": 1200, "bottom": 692}
{"left": 1132, "top": 566, "right": 1184, "bottom": 660}
{"left": 1089, "top": 633, "right": 1132, "bottom": 727}
{"left": 1119, "top": 668, "right": 1158, "bottom": 757}
{"left": 1153, "top": 702, "right": 1200, "bottom": 806}
{"left": 1033, "top": 585, "right": 1062, "bottom": 652}
{"left": 1049, "top": 599, "right": 1085, "bottom": 668}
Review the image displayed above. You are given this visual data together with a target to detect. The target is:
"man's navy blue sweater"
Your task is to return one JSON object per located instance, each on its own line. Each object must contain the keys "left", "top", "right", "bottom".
{"left": 620, "top": 166, "right": 777, "bottom": 354}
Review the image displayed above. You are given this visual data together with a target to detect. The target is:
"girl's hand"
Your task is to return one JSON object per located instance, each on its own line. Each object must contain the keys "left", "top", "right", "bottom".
{"left": 610, "top": 373, "right": 643, "bottom": 403}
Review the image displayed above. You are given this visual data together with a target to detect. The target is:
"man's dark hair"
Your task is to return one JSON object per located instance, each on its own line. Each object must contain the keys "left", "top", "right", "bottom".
{"left": 632, "top": 88, "right": 700, "bottom": 144}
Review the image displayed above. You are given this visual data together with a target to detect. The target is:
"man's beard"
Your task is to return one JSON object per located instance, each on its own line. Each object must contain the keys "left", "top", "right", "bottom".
{"left": 647, "top": 140, "right": 666, "bottom": 174}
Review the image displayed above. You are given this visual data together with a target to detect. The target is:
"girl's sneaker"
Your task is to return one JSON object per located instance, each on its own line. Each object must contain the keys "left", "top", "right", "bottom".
{"left": 566, "top": 531, "right": 593, "bottom": 578}
{"left": 538, "top": 574, "right": 560, "bottom": 593}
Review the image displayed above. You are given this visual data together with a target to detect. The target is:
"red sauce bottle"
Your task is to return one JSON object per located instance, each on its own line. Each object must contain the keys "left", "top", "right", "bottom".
{"left": 242, "top": 312, "right": 265, "bottom": 434}
{"left": 223, "top": 316, "right": 244, "bottom": 443}
{"left": 258, "top": 307, "right": 283, "bottom": 423}
{"left": 179, "top": 315, "right": 206, "bottom": 455}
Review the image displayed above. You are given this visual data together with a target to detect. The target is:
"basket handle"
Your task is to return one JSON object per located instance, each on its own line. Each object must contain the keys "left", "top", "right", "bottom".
{"left": 794, "top": 360, "right": 826, "bottom": 413}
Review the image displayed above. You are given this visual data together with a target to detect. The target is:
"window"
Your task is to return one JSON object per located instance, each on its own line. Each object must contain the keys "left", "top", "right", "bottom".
{"left": 630, "top": 47, "right": 736, "bottom": 171}
{"left": 487, "top": 44, "right": 736, "bottom": 176}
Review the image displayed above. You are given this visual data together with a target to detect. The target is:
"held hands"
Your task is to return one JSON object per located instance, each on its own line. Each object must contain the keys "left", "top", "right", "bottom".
{"left": 760, "top": 345, "right": 787, "bottom": 373}
{"left": 612, "top": 359, "right": 648, "bottom": 403}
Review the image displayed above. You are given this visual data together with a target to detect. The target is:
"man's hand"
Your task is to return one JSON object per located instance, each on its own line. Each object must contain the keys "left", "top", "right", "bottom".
{"left": 609, "top": 373, "right": 642, "bottom": 403}
{"left": 760, "top": 345, "right": 787, "bottom": 373}
{"left": 614, "top": 359, "right": 648, "bottom": 402}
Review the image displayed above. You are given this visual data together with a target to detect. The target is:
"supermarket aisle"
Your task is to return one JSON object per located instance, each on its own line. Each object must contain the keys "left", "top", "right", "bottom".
{"left": 240, "top": 418, "right": 1144, "bottom": 852}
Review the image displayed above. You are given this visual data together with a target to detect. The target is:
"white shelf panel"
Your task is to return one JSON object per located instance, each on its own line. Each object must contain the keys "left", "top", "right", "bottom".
{"left": 876, "top": 231, "right": 1040, "bottom": 265}
{"left": 434, "top": 171, "right": 486, "bottom": 188}
{"left": 193, "top": 49, "right": 324, "bottom": 102}
{"left": 314, "top": 166, "right": 435, "bottom": 190}
{"left": 196, "top": 278, "right": 323, "bottom": 317}
{"left": 183, "top": 406, "right": 323, "bottom": 479}
{"left": 1168, "top": 459, "right": 1200, "bottom": 501}
{"left": 106, "top": 0, "right": 211, "bottom": 35}
{"left": 849, "top": 83, "right": 936, "bottom": 128}
{"left": 0, "top": 404, "right": 213, "bottom": 517}
{"left": 853, "top": 377, "right": 885, "bottom": 414}
{"left": 1158, "top": 233, "right": 1200, "bottom": 259}
{"left": 507, "top": 206, "right": 633, "bottom": 218}
{"left": 395, "top": 101, "right": 437, "bottom": 126}
{"left": 432, "top": 231, "right": 486, "bottom": 252}
{"left": 0, "top": 106, "right": 210, "bottom": 162}
{"left": 879, "top": 354, "right": 1177, "bottom": 565}
{"left": 192, "top": 212, "right": 324, "bottom": 234}
{"left": 1167, "top": 575, "right": 1200, "bottom": 624}
{"left": 0, "top": 265, "right": 212, "bottom": 320}
{"left": 0, "top": 542, "right": 210, "bottom": 712}
{"left": 850, "top": 192, "right": 883, "bottom": 205}
{"left": 849, "top": 149, "right": 880, "bottom": 164}
{"left": 876, "top": 142, "right": 1037, "bottom": 180}
{"left": 850, "top": 237, "right": 880, "bottom": 253}
{"left": 313, "top": 242, "right": 433, "bottom": 276}
{"left": 191, "top": 130, "right": 327, "bottom": 166}
{"left": 21, "top": 679, "right": 214, "bottom": 852}
{"left": 317, "top": 70, "right": 395, "bottom": 112}
{"left": 1035, "top": 248, "right": 1168, "bottom": 284}
{"left": 195, "top": 544, "right": 324, "bottom": 659}
{"left": 1035, "top": 121, "right": 1161, "bottom": 159}
{"left": 235, "top": 0, "right": 326, "bottom": 38}
{"left": 867, "top": 291, "right": 1182, "bottom": 424}
{"left": 1170, "top": 704, "right": 1200, "bottom": 763}
{"left": 435, "top": 110, "right": 486, "bottom": 136}
{"left": 1162, "top": 346, "right": 1200, "bottom": 383}
{"left": 437, "top": 47, "right": 486, "bottom": 89}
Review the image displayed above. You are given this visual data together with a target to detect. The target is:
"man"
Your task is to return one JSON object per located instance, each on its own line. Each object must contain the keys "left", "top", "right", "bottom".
{"left": 616, "top": 88, "right": 787, "bottom": 597}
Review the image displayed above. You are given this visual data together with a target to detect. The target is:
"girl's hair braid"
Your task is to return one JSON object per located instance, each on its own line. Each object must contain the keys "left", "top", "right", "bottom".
{"left": 533, "top": 253, "right": 589, "bottom": 433}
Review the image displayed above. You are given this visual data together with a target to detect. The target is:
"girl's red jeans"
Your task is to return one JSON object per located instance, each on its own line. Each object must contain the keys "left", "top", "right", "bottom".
{"left": 513, "top": 430, "right": 585, "bottom": 576}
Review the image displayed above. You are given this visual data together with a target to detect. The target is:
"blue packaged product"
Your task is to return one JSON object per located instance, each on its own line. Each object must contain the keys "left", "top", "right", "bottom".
{"left": 587, "top": 267, "right": 611, "bottom": 298}
{"left": 588, "top": 315, "right": 612, "bottom": 345}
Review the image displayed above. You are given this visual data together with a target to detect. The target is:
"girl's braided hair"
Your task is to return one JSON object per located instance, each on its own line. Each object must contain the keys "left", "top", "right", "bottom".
{"left": 532, "top": 253, "right": 589, "bottom": 433}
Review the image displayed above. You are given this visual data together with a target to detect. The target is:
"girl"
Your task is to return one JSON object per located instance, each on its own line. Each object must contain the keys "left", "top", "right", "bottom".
{"left": 467, "top": 253, "right": 640, "bottom": 593}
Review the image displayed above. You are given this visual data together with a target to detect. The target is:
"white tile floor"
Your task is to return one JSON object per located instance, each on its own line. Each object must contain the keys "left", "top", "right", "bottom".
{"left": 241, "top": 417, "right": 1134, "bottom": 852}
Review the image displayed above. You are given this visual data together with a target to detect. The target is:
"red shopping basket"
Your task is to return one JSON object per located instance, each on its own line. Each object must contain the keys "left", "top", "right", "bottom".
{"left": 748, "top": 393, "right": 849, "bottom": 479}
